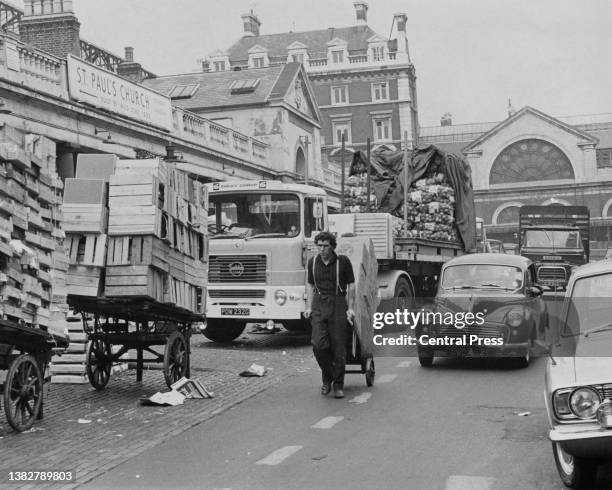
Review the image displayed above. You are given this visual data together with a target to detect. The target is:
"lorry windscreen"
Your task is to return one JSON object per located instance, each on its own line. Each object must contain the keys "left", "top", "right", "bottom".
{"left": 209, "top": 193, "right": 300, "bottom": 239}
{"left": 523, "top": 229, "right": 581, "bottom": 249}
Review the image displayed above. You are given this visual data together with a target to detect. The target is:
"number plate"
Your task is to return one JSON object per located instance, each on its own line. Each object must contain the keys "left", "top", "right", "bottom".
{"left": 221, "top": 307, "right": 250, "bottom": 316}
{"left": 543, "top": 255, "right": 562, "bottom": 261}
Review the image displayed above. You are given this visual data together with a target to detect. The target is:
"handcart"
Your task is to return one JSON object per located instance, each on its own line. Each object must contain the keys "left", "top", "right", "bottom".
{"left": 70, "top": 296, "right": 204, "bottom": 391}
{"left": 345, "top": 325, "right": 375, "bottom": 386}
{"left": 0, "top": 319, "right": 69, "bottom": 432}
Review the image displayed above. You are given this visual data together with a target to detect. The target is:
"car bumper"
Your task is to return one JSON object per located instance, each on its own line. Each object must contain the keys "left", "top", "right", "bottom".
{"left": 550, "top": 424, "right": 612, "bottom": 458}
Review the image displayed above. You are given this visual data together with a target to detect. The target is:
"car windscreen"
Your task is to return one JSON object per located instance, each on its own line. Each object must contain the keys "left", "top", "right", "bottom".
{"left": 441, "top": 264, "right": 523, "bottom": 290}
{"left": 562, "top": 272, "right": 612, "bottom": 338}
{"left": 208, "top": 193, "right": 300, "bottom": 239}
{"left": 523, "top": 229, "right": 581, "bottom": 248}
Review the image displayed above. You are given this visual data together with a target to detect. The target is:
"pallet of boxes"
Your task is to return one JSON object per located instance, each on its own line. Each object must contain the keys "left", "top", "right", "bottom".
{"left": 61, "top": 154, "right": 207, "bottom": 386}
{"left": 0, "top": 126, "right": 70, "bottom": 374}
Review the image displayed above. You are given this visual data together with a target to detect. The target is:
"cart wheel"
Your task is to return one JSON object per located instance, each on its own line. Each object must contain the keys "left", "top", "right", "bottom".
{"left": 86, "top": 339, "right": 112, "bottom": 390}
{"left": 164, "top": 331, "right": 189, "bottom": 388}
{"left": 365, "top": 358, "right": 375, "bottom": 387}
{"left": 3, "top": 354, "right": 43, "bottom": 432}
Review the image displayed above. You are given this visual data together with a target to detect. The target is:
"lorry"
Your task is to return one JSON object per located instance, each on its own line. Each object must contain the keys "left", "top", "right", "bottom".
{"left": 518, "top": 205, "right": 590, "bottom": 290}
{"left": 203, "top": 146, "right": 476, "bottom": 342}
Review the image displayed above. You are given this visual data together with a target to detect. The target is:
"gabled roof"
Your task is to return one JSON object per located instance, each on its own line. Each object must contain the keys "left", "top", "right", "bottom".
{"left": 463, "top": 106, "right": 599, "bottom": 152}
{"left": 142, "top": 63, "right": 320, "bottom": 123}
{"left": 287, "top": 41, "right": 308, "bottom": 50}
{"left": 227, "top": 25, "right": 381, "bottom": 61}
{"left": 366, "top": 34, "right": 387, "bottom": 43}
{"left": 208, "top": 49, "right": 229, "bottom": 57}
{"left": 142, "top": 65, "right": 285, "bottom": 110}
{"left": 326, "top": 37, "right": 348, "bottom": 47}
{"left": 247, "top": 44, "right": 268, "bottom": 54}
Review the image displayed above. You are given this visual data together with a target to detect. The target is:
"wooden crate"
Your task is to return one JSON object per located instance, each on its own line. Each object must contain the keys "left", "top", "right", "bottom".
{"left": 66, "top": 233, "right": 107, "bottom": 267}
{"left": 105, "top": 265, "right": 166, "bottom": 302}
{"left": 106, "top": 235, "right": 169, "bottom": 272}
{"left": 62, "top": 203, "right": 108, "bottom": 233}
{"left": 66, "top": 265, "right": 103, "bottom": 297}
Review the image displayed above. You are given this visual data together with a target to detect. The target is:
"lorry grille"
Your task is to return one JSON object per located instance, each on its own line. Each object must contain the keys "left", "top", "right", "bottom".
{"left": 537, "top": 266, "right": 566, "bottom": 282}
{"left": 209, "top": 255, "right": 267, "bottom": 283}
{"left": 208, "top": 289, "right": 265, "bottom": 298}
{"left": 439, "top": 324, "right": 506, "bottom": 340}
{"left": 598, "top": 384, "right": 612, "bottom": 400}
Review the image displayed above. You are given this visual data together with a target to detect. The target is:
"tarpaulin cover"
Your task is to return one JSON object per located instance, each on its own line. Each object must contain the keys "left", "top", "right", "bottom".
{"left": 349, "top": 145, "right": 476, "bottom": 252}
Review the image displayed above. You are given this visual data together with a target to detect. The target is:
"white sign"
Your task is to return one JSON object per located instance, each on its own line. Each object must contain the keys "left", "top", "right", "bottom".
{"left": 66, "top": 55, "right": 173, "bottom": 131}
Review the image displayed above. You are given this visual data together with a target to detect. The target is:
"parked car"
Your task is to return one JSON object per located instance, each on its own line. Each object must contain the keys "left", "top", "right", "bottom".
{"left": 417, "top": 253, "right": 547, "bottom": 368}
{"left": 545, "top": 260, "right": 612, "bottom": 488}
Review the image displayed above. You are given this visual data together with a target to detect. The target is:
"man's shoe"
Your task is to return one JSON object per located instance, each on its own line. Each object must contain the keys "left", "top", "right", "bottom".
{"left": 333, "top": 386, "right": 344, "bottom": 399}
{"left": 321, "top": 382, "right": 331, "bottom": 396}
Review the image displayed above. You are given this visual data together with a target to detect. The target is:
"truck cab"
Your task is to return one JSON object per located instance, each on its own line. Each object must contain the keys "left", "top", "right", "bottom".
{"left": 519, "top": 206, "right": 590, "bottom": 290}
{"left": 204, "top": 180, "right": 327, "bottom": 341}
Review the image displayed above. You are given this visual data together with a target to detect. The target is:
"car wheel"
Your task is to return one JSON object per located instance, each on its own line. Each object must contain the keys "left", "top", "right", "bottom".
{"left": 552, "top": 442, "right": 597, "bottom": 488}
{"left": 418, "top": 348, "right": 434, "bottom": 367}
{"left": 203, "top": 319, "right": 246, "bottom": 342}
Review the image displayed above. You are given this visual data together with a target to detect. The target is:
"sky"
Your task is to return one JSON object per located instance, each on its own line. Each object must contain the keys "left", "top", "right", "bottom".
{"left": 30, "top": 0, "right": 612, "bottom": 127}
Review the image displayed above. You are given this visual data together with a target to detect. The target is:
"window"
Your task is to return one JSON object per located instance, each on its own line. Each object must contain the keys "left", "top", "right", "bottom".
{"left": 372, "top": 82, "right": 388, "bottom": 101}
{"left": 373, "top": 117, "right": 391, "bottom": 141}
{"left": 167, "top": 84, "right": 200, "bottom": 99}
{"left": 331, "top": 50, "right": 344, "bottom": 64}
{"left": 332, "top": 121, "right": 351, "bottom": 145}
{"left": 371, "top": 46, "right": 384, "bottom": 62}
{"left": 230, "top": 79, "right": 261, "bottom": 94}
{"left": 597, "top": 149, "right": 612, "bottom": 168}
{"left": 252, "top": 57, "right": 265, "bottom": 68}
{"left": 213, "top": 61, "right": 226, "bottom": 72}
{"left": 331, "top": 85, "right": 348, "bottom": 105}
{"left": 291, "top": 53, "right": 304, "bottom": 63}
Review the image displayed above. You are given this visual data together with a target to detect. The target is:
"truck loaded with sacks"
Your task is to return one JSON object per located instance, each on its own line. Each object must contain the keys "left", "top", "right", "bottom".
{"left": 202, "top": 145, "right": 477, "bottom": 342}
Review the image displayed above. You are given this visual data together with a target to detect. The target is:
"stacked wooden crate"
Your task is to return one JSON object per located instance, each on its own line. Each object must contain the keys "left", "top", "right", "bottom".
{"left": 105, "top": 158, "right": 208, "bottom": 313}
{"left": 0, "top": 126, "right": 68, "bottom": 337}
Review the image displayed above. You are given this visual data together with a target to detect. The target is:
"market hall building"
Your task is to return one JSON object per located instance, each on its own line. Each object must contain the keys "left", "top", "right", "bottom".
{"left": 420, "top": 107, "right": 612, "bottom": 256}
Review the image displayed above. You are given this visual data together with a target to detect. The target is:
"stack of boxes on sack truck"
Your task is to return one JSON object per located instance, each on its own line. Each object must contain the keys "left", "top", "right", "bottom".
{"left": 0, "top": 126, "right": 70, "bottom": 379}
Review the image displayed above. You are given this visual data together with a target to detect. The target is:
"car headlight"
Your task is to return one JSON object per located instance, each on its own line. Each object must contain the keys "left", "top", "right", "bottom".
{"left": 505, "top": 308, "right": 524, "bottom": 327}
{"left": 274, "top": 290, "right": 287, "bottom": 306}
{"left": 570, "top": 387, "right": 601, "bottom": 419}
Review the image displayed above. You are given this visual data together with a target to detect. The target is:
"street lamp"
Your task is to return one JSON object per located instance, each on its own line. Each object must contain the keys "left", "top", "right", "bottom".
{"left": 299, "top": 135, "right": 310, "bottom": 184}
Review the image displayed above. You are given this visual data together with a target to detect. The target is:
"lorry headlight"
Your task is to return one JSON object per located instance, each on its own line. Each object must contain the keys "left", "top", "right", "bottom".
{"left": 570, "top": 387, "right": 600, "bottom": 419}
{"left": 274, "top": 290, "right": 287, "bottom": 305}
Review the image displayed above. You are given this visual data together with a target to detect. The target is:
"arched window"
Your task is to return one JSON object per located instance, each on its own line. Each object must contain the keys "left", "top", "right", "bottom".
{"left": 497, "top": 205, "right": 520, "bottom": 224}
{"left": 295, "top": 147, "right": 306, "bottom": 179}
{"left": 489, "top": 139, "right": 574, "bottom": 185}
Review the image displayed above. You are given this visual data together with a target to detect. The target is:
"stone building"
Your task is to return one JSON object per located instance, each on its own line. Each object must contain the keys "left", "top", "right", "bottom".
{"left": 208, "top": 2, "right": 418, "bottom": 173}
{"left": 420, "top": 107, "right": 612, "bottom": 255}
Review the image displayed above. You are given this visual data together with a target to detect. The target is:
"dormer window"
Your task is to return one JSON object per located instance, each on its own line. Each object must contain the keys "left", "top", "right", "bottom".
{"left": 286, "top": 41, "right": 309, "bottom": 66}
{"left": 326, "top": 37, "right": 348, "bottom": 66}
{"left": 208, "top": 50, "right": 230, "bottom": 72}
{"left": 213, "top": 61, "right": 226, "bottom": 72}
{"left": 371, "top": 46, "right": 384, "bottom": 62}
{"left": 367, "top": 34, "right": 387, "bottom": 63}
{"left": 247, "top": 44, "right": 269, "bottom": 69}
{"left": 331, "top": 50, "right": 344, "bottom": 64}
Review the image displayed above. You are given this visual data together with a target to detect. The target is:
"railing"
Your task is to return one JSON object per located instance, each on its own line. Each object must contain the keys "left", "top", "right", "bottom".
{"left": 0, "top": 1, "right": 21, "bottom": 35}
{"left": 79, "top": 39, "right": 156, "bottom": 79}
{"left": 170, "top": 106, "right": 269, "bottom": 166}
{"left": 306, "top": 52, "right": 404, "bottom": 72}
{"left": 348, "top": 55, "right": 368, "bottom": 64}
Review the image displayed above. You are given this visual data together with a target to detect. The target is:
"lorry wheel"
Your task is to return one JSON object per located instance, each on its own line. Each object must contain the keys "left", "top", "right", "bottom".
{"left": 203, "top": 319, "right": 246, "bottom": 342}
{"left": 394, "top": 277, "right": 414, "bottom": 306}
{"left": 552, "top": 442, "right": 597, "bottom": 488}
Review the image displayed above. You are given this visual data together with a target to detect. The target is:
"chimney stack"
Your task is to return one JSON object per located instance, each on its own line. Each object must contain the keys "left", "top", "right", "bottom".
{"left": 393, "top": 13, "right": 410, "bottom": 62}
{"left": 20, "top": 0, "right": 80, "bottom": 58}
{"left": 241, "top": 10, "right": 261, "bottom": 37}
{"left": 117, "top": 47, "right": 145, "bottom": 83}
{"left": 441, "top": 113, "right": 452, "bottom": 126}
{"left": 353, "top": 2, "right": 368, "bottom": 26}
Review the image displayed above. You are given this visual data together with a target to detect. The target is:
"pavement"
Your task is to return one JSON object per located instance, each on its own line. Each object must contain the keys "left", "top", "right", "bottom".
{"left": 0, "top": 328, "right": 316, "bottom": 489}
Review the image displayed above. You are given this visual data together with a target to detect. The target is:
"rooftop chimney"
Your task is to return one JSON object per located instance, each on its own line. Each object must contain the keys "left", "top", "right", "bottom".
{"left": 353, "top": 2, "right": 368, "bottom": 26}
{"left": 241, "top": 10, "right": 261, "bottom": 37}
{"left": 117, "top": 47, "right": 144, "bottom": 83}
{"left": 441, "top": 113, "right": 452, "bottom": 126}
{"left": 20, "top": 0, "right": 80, "bottom": 58}
{"left": 393, "top": 13, "right": 410, "bottom": 62}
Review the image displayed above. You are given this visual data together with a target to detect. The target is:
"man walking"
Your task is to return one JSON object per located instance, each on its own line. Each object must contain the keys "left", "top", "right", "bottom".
{"left": 304, "top": 231, "right": 355, "bottom": 399}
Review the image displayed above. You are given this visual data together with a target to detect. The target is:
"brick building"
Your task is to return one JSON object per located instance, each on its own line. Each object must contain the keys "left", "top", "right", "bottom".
{"left": 207, "top": 2, "right": 418, "bottom": 171}
{"left": 420, "top": 107, "right": 612, "bottom": 256}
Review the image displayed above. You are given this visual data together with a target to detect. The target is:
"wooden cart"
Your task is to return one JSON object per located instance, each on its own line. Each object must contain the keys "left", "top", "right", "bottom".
{"left": 70, "top": 296, "right": 204, "bottom": 391}
{"left": 0, "top": 319, "right": 68, "bottom": 432}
